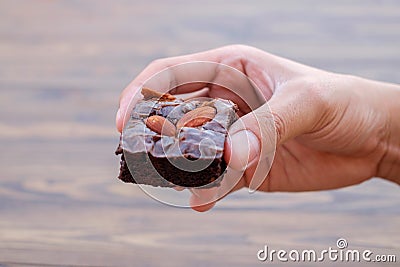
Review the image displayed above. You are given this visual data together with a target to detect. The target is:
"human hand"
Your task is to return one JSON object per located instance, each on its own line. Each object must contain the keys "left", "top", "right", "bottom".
{"left": 116, "top": 45, "right": 400, "bottom": 212}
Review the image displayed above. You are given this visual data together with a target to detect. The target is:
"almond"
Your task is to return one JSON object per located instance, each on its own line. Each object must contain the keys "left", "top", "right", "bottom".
{"left": 141, "top": 87, "right": 176, "bottom": 101}
{"left": 145, "top": 115, "right": 176, "bottom": 136}
{"left": 176, "top": 106, "right": 216, "bottom": 129}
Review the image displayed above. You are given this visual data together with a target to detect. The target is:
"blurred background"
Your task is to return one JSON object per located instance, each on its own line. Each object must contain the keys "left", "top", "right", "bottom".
{"left": 0, "top": 0, "right": 399, "bottom": 266}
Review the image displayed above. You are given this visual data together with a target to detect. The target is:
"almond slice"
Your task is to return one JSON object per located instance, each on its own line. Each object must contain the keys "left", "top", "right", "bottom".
{"left": 176, "top": 106, "right": 216, "bottom": 129}
{"left": 145, "top": 115, "right": 176, "bottom": 136}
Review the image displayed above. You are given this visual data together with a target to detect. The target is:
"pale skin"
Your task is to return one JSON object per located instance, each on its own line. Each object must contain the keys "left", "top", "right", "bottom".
{"left": 116, "top": 45, "right": 400, "bottom": 212}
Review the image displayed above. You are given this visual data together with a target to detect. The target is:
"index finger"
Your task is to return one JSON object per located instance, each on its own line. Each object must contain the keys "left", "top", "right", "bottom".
{"left": 116, "top": 45, "right": 269, "bottom": 132}
{"left": 116, "top": 50, "right": 225, "bottom": 132}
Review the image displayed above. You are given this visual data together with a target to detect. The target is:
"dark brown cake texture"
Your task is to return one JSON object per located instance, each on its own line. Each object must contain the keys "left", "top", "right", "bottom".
{"left": 115, "top": 88, "right": 238, "bottom": 188}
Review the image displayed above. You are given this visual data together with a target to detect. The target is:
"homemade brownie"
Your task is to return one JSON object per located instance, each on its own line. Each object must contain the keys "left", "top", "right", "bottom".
{"left": 115, "top": 88, "right": 238, "bottom": 188}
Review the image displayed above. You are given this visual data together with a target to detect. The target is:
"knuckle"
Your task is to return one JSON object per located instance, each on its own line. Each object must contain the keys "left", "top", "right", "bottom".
{"left": 221, "top": 44, "right": 254, "bottom": 57}
{"left": 228, "top": 44, "right": 249, "bottom": 51}
{"left": 149, "top": 58, "right": 167, "bottom": 67}
{"left": 270, "top": 110, "right": 286, "bottom": 144}
{"left": 299, "top": 77, "right": 331, "bottom": 113}
{"left": 296, "top": 75, "right": 338, "bottom": 132}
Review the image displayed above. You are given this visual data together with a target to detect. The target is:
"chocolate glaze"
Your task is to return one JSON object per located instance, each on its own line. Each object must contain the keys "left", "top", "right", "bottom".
{"left": 116, "top": 95, "right": 237, "bottom": 188}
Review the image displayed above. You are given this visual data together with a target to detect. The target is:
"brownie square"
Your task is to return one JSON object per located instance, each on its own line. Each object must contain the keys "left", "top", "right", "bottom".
{"left": 115, "top": 88, "right": 238, "bottom": 188}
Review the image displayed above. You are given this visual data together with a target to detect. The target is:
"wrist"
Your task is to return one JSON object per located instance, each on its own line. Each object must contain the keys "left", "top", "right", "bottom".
{"left": 370, "top": 79, "right": 400, "bottom": 184}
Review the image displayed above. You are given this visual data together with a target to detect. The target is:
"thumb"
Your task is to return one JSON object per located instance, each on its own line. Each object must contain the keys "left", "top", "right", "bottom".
{"left": 226, "top": 81, "right": 323, "bottom": 191}
{"left": 225, "top": 103, "right": 276, "bottom": 192}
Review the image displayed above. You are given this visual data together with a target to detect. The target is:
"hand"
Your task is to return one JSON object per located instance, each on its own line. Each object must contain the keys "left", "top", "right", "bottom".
{"left": 116, "top": 45, "right": 400, "bottom": 212}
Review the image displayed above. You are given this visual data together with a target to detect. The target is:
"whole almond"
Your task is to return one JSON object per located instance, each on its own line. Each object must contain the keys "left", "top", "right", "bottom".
{"left": 176, "top": 106, "right": 216, "bottom": 129}
{"left": 145, "top": 115, "right": 176, "bottom": 136}
{"left": 141, "top": 87, "right": 176, "bottom": 101}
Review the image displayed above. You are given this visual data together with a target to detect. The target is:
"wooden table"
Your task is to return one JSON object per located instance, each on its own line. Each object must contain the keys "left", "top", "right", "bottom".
{"left": 0, "top": 0, "right": 399, "bottom": 266}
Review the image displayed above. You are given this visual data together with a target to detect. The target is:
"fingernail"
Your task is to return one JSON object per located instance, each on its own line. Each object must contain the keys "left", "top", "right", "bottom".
{"left": 228, "top": 130, "right": 260, "bottom": 171}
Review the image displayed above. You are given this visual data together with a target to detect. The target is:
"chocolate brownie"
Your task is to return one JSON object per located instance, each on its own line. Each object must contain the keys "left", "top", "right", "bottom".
{"left": 115, "top": 88, "right": 238, "bottom": 188}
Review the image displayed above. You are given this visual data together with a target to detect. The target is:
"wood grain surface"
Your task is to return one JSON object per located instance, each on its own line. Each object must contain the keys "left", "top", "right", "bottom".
{"left": 0, "top": 0, "right": 399, "bottom": 266}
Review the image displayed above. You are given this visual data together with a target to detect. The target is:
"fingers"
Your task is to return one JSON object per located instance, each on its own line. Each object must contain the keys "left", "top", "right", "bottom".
{"left": 188, "top": 167, "right": 246, "bottom": 212}
{"left": 172, "top": 87, "right": 210, "bottom": 100}
{"left": 225, "top": 107, "right": 275, "bottom": 192}
{"left": 189, "top": 187, "right": 218, "bottom": 212}
{"left": 116, "top": 45, "right": 270, "bottom": 133}
{"left": 116, "top": 49, "right": 225, "bottom": 133}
